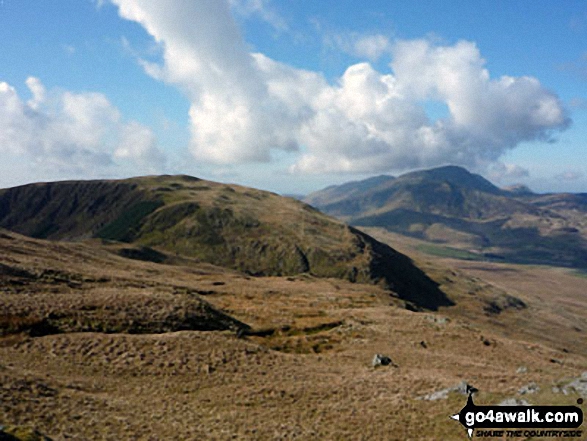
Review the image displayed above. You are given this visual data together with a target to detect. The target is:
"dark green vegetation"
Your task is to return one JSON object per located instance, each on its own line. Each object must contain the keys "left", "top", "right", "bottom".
{"left": 0, "top": 180, "right": 151, "bottom": 240}
{"left": 0, "top": 175, "right": 450, "bottom": 310}
{"left": 305, "top": 166, "right": 587, "bottom": 268}
{"left": 96, "top": 200, "right": 164, "bottom": 242}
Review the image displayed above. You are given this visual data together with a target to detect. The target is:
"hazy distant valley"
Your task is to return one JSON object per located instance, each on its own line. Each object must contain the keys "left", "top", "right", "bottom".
{"left": 306, "top": 166, "right": 587, "bottom": 269}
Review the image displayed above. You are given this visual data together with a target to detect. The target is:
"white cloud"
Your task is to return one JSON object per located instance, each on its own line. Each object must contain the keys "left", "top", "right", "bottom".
{"left": 25, "top": 77, "right": 46, "bottom": 110}
{"left": 0, "top": 77, "right": 165, "bottom": 176}
{"left": 322, "top": 32, "right": 392, "bottom": 62}
{"left": 228, "top": 0, "right": 287, "bottom": 32}
{"left": 112, "top": 0, "right": 300, "bottom": 164}
{"left": 291, "top": 40, "right": 569, "bottom": 174}
{"left": 488, "top": 162, "right": 530, "bottom": 182}
{"left": 110, "top": 0, "right": 570, "bottom": 177}
{"left": 114, "top": 121, "right": 166, "bottom": 171}
{"left": 353, "top": 34, "right": 392, "bottom": 61}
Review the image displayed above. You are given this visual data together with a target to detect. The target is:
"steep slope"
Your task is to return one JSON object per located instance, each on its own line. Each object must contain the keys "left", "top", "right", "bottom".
{"left": 0, "top": 175, "right": 451, "bottom": 310}
{"left": 0, "top": 180, "right": 159, "bottom": 240}
{"left": 305, "top": 166, "right": 587, "bottom": 268}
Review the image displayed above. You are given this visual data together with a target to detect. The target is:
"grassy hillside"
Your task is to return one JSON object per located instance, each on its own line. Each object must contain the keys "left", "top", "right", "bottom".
{"left": 0, "top": 229, "right": 248, "bottom": 336}
{"left": 0, "top": 175, "right": 450, "bottom": 310}
{"left": 1, "top": 225, "right": 586, "bottom": 440}
{"left": 0, "top": 180, "right": 159, "bottom": 240}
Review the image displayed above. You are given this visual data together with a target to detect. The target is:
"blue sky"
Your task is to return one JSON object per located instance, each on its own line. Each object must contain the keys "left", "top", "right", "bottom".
{"left": 1, "top": 0, "right": 586, "bottom": 194}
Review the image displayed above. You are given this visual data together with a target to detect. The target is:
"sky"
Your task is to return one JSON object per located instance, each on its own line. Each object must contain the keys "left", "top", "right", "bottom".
{"left": 1, "top": 0, "right": 586, "bottom": 195}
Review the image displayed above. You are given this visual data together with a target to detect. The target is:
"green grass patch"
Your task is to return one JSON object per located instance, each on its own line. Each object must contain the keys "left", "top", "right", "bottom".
{"left": 572, "top": 270, "right": 587, "bottom": 279}
{"left": 416, "top": 244, "right": 485, "bottom": 261}
{"left": 96, "top": 200, "right": 164, "bottom": 242}
{"left": 32, "top": 220, "right": 58, "bottom": 239}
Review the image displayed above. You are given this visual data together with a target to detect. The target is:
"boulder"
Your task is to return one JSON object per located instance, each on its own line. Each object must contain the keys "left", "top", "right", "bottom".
{"left": 372, "top": 354, "right": 393, "bottom": 368}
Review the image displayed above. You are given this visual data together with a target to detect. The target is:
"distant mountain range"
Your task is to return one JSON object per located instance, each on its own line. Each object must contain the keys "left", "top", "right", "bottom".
{"left": 0, "top": 175, "right": 450, "bottom": 310}
{"left": 305, "top": 166, "right": 587, "bottom": 268}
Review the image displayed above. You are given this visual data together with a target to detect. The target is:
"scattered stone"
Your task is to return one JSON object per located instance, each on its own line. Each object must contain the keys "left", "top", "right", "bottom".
{"left": 425, "top": 315, "right": 449, "bottom": 326}
{"left": 518, "top": 382, "right": 540, "bottom": 395}
{"left": 550, "top": 358, "right": 563, "bottom": 364}
{"left": 499, "top": 398, "right": 531, "bottom": 406}
{"left": 552, "top": 386, "right": 566, "bottom": 395}
{"left": 516, "top": 366, "right": 528, "bottom": 374}
{"left": 418, "top": 381, "right": 478, "bottom": 401}
{"left": 483, "top": 294, "right": 526, "bottom": 315}
{"left": 372, "top": 354, "right": 393, "bottom": 368}
{"left": 419, "top": 341, "right": 427, "bottom": 349}
{"left": 560, "top": 372, "right": 587, "bottom": 398}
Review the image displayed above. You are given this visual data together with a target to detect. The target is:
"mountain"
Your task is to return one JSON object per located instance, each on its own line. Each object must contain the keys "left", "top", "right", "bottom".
{"left": 0, "top": 175, "right": 451, "bottom": 310}
{"left": 305, "top": 166, "right": 587, "bottom": 268}
{"left": 304, "top": 175, "right": 396, "bottom": 209}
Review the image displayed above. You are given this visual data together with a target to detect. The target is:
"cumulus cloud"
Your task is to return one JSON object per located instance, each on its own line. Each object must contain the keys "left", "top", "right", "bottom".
{"left": 0, "top": 77, "right": 165, "bottom": 174}
{"left": 353, "top": 34, "right": 392, "bottom": 60}
{"left": 488, "top": 162, "right": 530, "bottom": 182}
{"left": 114, "top": 121, "right": 166, "bottom": 170}
{"left": 111, "top": 0, "right": 570, "bottom": 176}
{"left": 25, "top": 77, "right": 46, "bottom": 110}
{"left": 112, "top": 0, "right": 301, "bottom": 164}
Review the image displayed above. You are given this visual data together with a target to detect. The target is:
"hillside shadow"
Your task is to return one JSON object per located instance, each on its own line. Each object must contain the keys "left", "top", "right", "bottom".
{"left": 352, "top": 228, "right": 454, "bottom": 311}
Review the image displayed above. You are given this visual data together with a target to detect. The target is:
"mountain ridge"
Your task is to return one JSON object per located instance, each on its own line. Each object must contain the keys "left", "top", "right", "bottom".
{"left": 0, "top": 174, "right": 451, "bottom": 310}
{"left": 305, "top": 166, "right": 587, "bottom": 268}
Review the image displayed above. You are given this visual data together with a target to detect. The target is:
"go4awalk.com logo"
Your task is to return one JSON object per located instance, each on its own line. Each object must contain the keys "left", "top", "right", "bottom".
{"left": 450, "top": 394, "right": 583, "bottom": 439}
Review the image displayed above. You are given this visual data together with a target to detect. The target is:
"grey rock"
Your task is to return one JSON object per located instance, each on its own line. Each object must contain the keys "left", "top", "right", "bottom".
{"left": 425, "top": 315, "right": 449, "bottom": 325}
{"left": 551, "top": 386, "right": 568, "bottom": 395}
{"left": 518, "top": 382, "right": 540, "bottom": 395}
{"left": 561, "top": 371, "right": 587, "bottom": 398}
{"left": 372, "top": 354, "right": 393, "bottom": 368}
{"left": 516, "top": 366, "right": 528, "bottom": 374}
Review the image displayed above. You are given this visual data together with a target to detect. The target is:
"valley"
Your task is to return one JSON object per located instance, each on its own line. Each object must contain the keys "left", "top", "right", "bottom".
{"left": 305, "top": 166, "right": 587, "bottom": 269}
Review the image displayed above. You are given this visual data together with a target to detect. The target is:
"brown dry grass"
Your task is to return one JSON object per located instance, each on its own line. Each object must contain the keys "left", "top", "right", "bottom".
{"left": 1, "top": 229, "right": 586, "bottom": 440}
